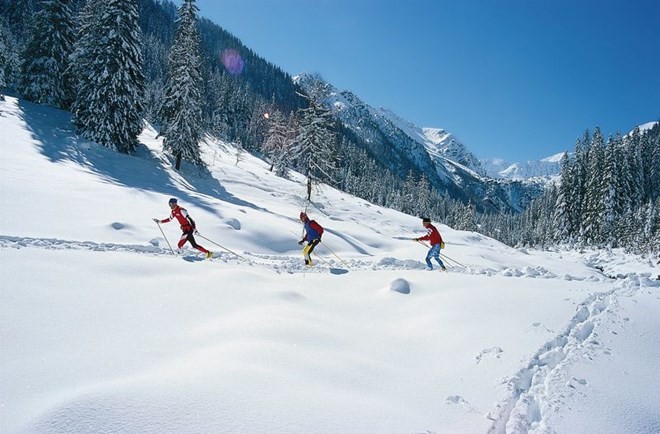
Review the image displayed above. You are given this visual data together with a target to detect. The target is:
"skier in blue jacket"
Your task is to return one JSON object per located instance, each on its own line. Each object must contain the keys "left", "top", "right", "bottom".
{"left": 298, "top": 212, "right": 324, "bottom": 266}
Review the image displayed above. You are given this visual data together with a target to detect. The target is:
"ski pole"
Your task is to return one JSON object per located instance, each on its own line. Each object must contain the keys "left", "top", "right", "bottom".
{"left": 320, "top": 241, "right": 351, "bottom": 269}
{"left": 440, "top": 252, "right": 466, "bottom": 268}
{"left": 415, "top": 239, "right": 462, "bottom": 268}
{"left": 196, "top": 233, "right": 246, "bottom": 260}
{"left": 311, "top": 251, "right": 332, "bottom": 267}
{"left": 154, "top": 220, "right": 175, "bottom": 255}
{"left": 414, "top": 239, "right": 431, "bottom": 249}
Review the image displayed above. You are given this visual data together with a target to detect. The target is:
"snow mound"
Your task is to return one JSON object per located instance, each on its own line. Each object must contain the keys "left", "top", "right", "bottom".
{"left": 388, "top": 278, "right": 411, "bottom": 294}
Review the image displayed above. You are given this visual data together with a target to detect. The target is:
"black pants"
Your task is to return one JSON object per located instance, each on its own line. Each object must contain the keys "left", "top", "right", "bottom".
{"left": 178, "top": 227, "right": 206, "bottom": 252}
{"left": 303, "top": 238, "right": 321, "bottom": 263}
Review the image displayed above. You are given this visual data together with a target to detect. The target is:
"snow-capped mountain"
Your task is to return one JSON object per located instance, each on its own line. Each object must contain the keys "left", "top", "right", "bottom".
{"left": 295, "top": 73, "right": 543, "bottom": 212}
{"left": 628, "top": 120, "right": 659, "bottom": 137}
{"left": 481, "top": 120, "right": 659, "bottom": 183}
{"left": 481, "top": 152, "right": 565, "bottom": 182}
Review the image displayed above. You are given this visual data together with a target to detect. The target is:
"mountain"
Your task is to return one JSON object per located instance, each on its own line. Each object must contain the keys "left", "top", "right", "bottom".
{"left": 295, "top": 73, "right": 544, "bottom": 213}
{"left": 480, "top": 120, "right": 659, "bottom": 182}
{"left": 629, "top": 120, "right": 659, "bottom": 137}
{"left": 481, "top": 152, "right": 565, "bottom": 182}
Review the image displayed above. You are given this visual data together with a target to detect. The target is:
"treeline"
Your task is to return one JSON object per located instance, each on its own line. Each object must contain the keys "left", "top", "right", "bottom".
{"left": 475, "top": 125, "right": 660, "bottom": 254}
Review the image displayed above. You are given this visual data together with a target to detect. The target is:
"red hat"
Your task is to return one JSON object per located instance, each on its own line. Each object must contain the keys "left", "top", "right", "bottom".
{"left": 299, "top": 212, "right": 308, "bottom": 221}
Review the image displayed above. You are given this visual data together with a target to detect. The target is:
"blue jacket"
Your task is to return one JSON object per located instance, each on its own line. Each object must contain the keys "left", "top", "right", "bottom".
{"left": 303, "top": 220, "right": 323, "bottom": 241}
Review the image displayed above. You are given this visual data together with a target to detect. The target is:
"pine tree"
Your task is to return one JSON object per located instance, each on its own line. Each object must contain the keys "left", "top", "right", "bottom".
{"left": 293, "top": 87, "right": 339, "bottom": 185}
{"left": 641, "top": 200, "right": 658, "bottom": 253}
{"left": 582, "top": 127, "right": 606, "bottom": 244}
{"left": 262, "top": 109, "right": 295, "bottom": 177}
{"left": 554, "top": 152, "right": 572, "bottom": 243}
{"left": 461, "top": 201, "right": 479, "bottom": 232}
{"left": 0, "top": 13, "right": 22, "bottom": 93}
{"left": 1, "top": 0, "right": 34, "bottom": 42}
{"left": 70, "top": 0, "right": 145, "bottom": 153}
{"left": 626, "top": 128, "right": 645, "bottom": 209}
{"left": 142, "top": 33, "right": 169, "bottom": 123}
{"left": 574, "top": 131, "right": 591, "bottom": 234}
{"left": 0, "top": 21, "right": 7, "bottom": 98}
{"left": 601, "top": 135, "right": 619, "bottom": 246}
{"left": 416, "top": 174, "right": 432, "bottom": 218}
{"left": 650, "top": 126, "right": 660, "bottom": 202}
{"left": 159, "top": 0, "right": 204, "bottom": 169}
{"left": 17, "top": 0, "right": 75, "bottom": 109}
{"left": 69, "top": 0, "right": 105, "bottom": 134}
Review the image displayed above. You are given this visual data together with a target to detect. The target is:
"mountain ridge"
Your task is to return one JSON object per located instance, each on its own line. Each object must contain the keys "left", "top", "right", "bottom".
{"left": 295, "top": 73, "right": 545, "bottom": 213}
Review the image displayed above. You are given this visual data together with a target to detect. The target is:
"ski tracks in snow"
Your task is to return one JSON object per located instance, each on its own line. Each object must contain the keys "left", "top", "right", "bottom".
{"left": 1, "top": 234, "right": 600, "bottom": 280}
{"left": 486, "top": 273, "right": 660, "bottom": 434}
{"left": 0, "top": 234, "right": 610, "bottom": 282}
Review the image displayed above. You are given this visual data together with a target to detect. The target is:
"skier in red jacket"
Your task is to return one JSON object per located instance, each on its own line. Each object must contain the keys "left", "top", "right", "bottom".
{"left": 298, "top": 212, "right": 324, "bottom": 266}
{"left": 154, "top": 198, "right": 212, "bottom": 259}
{"left": 414, "top": 217, "right": 446, "bottom": 271}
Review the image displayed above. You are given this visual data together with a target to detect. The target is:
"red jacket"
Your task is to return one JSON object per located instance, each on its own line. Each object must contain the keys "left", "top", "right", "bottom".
{"left": 162, "top": 206, "right": 195, "bottom": 230}
{"left": 419, "top": 223, "right": 443, "bottom": 246}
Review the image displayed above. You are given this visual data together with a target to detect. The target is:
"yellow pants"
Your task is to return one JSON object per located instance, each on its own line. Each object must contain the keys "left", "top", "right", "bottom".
{"left": 302, "top": 238, "right": 321, "bottom": 264}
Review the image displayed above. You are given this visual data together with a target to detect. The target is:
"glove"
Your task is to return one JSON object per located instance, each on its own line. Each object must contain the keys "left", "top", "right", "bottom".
{"left": 194, "top": 230, "right": 199, "bottom": 235}
{"left": 298, "top": 240, "right": 304, "bottom": 245}
{"left": 413, "top": 238, "right": 419, "bottom": 241}
{"left": 153, "top": 218, "right": 160, "bottom": 223}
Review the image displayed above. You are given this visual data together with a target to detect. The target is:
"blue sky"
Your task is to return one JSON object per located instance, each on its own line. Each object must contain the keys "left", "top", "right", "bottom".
{"left": 191, "top": 0, "right": 659, "bottom": 162}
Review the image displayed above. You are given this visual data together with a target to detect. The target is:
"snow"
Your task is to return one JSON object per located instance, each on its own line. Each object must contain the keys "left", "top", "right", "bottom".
{"left": 1, "top": 95, "right": 660, "bottom": 433}
{"left": 624, "top": 121, "right": 659, "bottom": 139}
{"left": 636, "top": 121, "right": 659, "bottom": 134}
{"left": 481, "top": 153, "right": 564, "bottom": 182}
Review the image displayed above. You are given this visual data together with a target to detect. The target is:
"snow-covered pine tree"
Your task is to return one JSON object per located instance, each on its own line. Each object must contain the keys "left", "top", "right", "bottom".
{"left": 416, "top": 174, "right": 432, "bottom": 219}
{"left": 70, "top": 0, "right": 145, "bottom": 153}
{"left": 626, "top": 128, "right": 645, "bottom": 210}
{"left": 293, "top": 87, "right": 339, "bottom": 186}
{"left": 69, "top": 0, "right": 104, "bottom": 134}
{"left": 462, "top": 201, "right": 479, "bottom": 233}
{"left": 574, "top": 131, "right": 591, "bottom": 236}
{"left": 401, "top": 170, "right": 417, "bottom": 216}
{"left": 262, "top": 109, "right": 295, "bottom": 177}
{"left": 601, "top": 135, "right": 619, "bottom": 246}
{"left": 1, "top": 0, "right": 34, "bottom": 43}
{"left": 582, "top": 127, "right": 606, "bottom": 245}
{"left": 17, "top": 0, "right": 75, "bottom": 109}
{"left": 650, "top": 125, "right": 660, "bottom": 202}
{"left": 206, "top": 70, "right": 231, "bottom": 140}
{"left": 554, "top": 152, "right": 573, "bottom": 243}
{"left": 159, "top": 0, "right": 203, "bottom": 170}
{"left": 641, "top": 200, "right": 658, "bottom": 253}
{"left": 142, "top": 34, "right": 169, "bottom": 123}
{"left": 0, "top": 21, "right": 7, "bottom": 99}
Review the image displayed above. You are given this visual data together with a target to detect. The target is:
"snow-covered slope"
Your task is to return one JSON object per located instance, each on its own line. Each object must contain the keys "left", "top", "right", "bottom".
{"left": 637, "top": 120, "right": 659, "bottom": 132}
{"left": 2, "top": 96, "right": 659, "bottom": 434}
{"left": 628, "top": 120, "right": 659, "bottom": 137}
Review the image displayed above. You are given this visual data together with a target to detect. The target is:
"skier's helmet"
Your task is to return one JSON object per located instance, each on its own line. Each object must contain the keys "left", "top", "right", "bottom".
{"left": 299, "top": 212, "right": 308, "bottom": 222}
{"left": 168, "top": 198, "right": 178, "bottom": 205}
{"left": 422, "top": 217, "right": 431, "bottom": 223}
